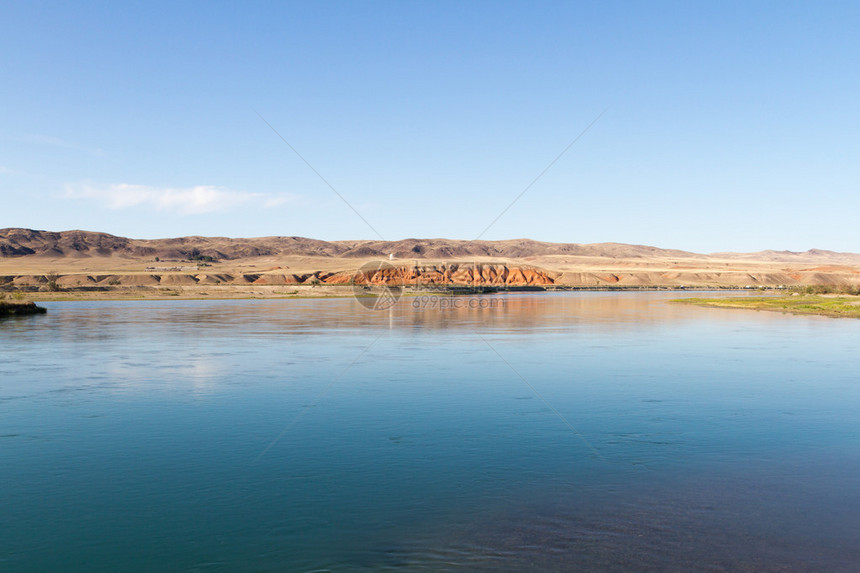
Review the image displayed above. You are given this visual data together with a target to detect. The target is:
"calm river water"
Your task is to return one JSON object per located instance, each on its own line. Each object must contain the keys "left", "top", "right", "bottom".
{"left": 2, "top": 292, "right": 859, "bottom": 571}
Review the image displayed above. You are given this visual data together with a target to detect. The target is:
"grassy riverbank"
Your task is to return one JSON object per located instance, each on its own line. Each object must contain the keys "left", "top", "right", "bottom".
{"left": 675, "top": 295, "right": 860, "bottom": 318}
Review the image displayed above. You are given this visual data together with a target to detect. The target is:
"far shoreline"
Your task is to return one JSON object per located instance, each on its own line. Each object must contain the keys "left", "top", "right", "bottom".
{"left": 3, "top": 284, "right": 773, "bottom": 304}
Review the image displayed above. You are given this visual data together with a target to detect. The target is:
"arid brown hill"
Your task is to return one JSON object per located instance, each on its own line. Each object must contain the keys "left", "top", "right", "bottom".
{"left": 3, "top": 228, "right": 859, "bottom": 263}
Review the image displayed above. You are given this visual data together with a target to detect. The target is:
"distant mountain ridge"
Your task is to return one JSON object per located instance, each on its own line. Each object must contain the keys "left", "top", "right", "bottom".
{"left": 1, "top": 228, "right": 858, "bottom": 263}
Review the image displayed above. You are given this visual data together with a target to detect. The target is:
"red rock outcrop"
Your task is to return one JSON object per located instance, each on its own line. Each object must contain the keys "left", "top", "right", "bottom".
{"left": 334, "top": 264, "right": 558, "bottom": 287}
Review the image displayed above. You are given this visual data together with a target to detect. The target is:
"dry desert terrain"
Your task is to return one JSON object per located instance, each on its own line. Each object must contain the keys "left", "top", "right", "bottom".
{"left": 2, "top": 228, "right": 859, "bottom": 300}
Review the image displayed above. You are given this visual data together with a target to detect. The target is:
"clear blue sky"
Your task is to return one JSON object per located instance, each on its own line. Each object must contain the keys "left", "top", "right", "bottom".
{"left": 1, "top": 1, "right": 858, "bottom": 252}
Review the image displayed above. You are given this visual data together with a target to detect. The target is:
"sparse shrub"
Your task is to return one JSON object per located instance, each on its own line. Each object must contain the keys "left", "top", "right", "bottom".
{"left": 791, "top": 284, "right": 860, "bottom": 296}
{"left": 12, "top": 290, "right": 25, "bottom": 300}
{"left": 185, "top": 248, "right": 216, "bottom": 262}
{"left": 45, "top": 271, "right": 60, "bottom": 292}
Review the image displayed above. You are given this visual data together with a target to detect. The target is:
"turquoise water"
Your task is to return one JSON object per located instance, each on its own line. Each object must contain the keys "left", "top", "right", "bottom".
{"left": 1, "top": 292, "right": 859, "bottom": 571}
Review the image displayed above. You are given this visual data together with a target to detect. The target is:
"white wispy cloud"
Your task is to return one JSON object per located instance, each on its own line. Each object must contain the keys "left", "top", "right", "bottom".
{"left": 64, "top": 183, "right": 295, "bottom": 214}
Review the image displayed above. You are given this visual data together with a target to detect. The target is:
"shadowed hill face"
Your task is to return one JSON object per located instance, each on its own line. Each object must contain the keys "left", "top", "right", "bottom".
{"left": 0, "top": 229, "right": 131, "bottom": 257}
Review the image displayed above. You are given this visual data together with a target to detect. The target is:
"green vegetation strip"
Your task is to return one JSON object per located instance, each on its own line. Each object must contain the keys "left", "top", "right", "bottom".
{"left": 674, "top": 296, "right": 860, "bottom": 318}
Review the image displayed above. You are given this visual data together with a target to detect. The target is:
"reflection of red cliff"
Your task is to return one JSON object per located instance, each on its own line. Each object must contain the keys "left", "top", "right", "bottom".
{"left": 326, "top": 264, "right": 558, "bottom": 286}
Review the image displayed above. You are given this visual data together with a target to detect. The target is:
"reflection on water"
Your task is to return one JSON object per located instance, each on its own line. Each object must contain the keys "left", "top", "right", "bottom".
{"left": 1, "top": 292, "right": 859, "bottom": 571}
